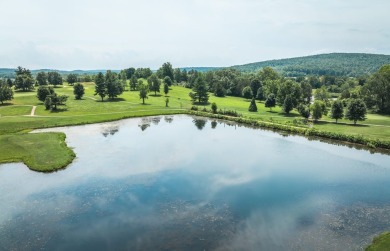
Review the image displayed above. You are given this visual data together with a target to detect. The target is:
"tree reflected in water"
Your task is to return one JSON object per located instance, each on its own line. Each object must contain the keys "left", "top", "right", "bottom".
{"left": 193, "top": 119, "right": 207, "bottom": 130}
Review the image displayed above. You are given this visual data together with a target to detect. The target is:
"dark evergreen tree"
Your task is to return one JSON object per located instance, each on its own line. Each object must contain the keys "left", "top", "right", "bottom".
{"left": 105, "top": 71, "right": 123, "bottom": 99}
{"left": 189, "top": 76, "right": 209, "bottom": 104}
{"left": 248, "top": 98, "right": 258, "bottom": 112}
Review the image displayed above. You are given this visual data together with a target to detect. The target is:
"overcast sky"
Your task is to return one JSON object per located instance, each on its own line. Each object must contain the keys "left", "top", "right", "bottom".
{"left": 0, "top": 0, "right": 389, "bottom": 70}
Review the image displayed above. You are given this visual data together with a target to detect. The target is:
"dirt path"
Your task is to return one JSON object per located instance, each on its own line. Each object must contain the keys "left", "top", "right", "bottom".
{"left": 30, "top": 106, "right": 37, "bottom": 116}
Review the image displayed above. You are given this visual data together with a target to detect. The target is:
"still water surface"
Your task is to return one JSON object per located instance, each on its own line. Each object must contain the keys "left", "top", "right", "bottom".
{"left": 1, "top": 115, "right": 390, "bottom": 251}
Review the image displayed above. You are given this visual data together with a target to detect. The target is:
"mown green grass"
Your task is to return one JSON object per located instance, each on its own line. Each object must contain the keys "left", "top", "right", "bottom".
{"left": 1, "top": 82, "right": 390, "bottom": 171}
{"left": 366, "top": 232, "right": 390, "bottom": 251}
{"left": 0, "top": 105, "right": 32, "bottom": 116}
{"left": 0, "top": 133, "right": 75, "bottom": 172}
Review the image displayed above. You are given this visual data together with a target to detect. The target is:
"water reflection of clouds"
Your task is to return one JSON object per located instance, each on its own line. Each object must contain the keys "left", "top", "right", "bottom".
{"left": 2, "top": 115, "right": 390, "bottom": 250}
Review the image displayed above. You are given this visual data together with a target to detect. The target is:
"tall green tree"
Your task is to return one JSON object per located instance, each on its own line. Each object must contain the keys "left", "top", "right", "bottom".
{"left": 139, "top": 83, "right": 149, "bottom": 104}
{"left": 14, "top": 66, "right": 34, "bottom": 91}
{"left": 130, "top": 75, "right": 138, "bottom": 91}
{"left": 297, "top": 104, "right": 310, "bottom": 120}
{"left": 345, "top": 99, "right": 367, "bottom": 125}
{"left": 277, "top": 79, "right": 302, "bottom": 108}
{"left": 124, "top": 67, "right": 135, "bottom": 79}
{"left": 159, "top": 62, "right": 174, "bottom": 81}
{"left": 94, "top": 72, "right": 106, "bottom": 101}
{"left": 283, "top": 95, "right": 294, "bottom": 114}
{"left": 214, "top": 81, "right": 226, "bottom": 97}
{"left": 36, "top": 72, "right": 48, "bottom": 86}
{"left": 6, "top": 78, "right": 13, "bottom": 87}
{"left": 14, "top": 75, "right": 34, "bottom": 91}
{"left": 164, "top": 76, "right": 173, "bottom": 87}
{"left": 242, "top": 86, "right": 253, "bottom": 99}
{"left": 148, "top": 74, "right": 161, "bottom": 95}
{"left": 250, "top": 78, "right": 261, "bottom": 96}
{"left": 164, "top": 83, "right": 169, "bottom": 96}
{"left": 265, "top": 93, "right": 276, "bottom": 111}
{"left": 173, "top": 68, "right": 182, "bottom": 83}
{"left": 45, "top": 93, "right": 68, "bottom": 110}
{"left": 301, "top": 81, "right": 312, "bottom": 104}
{"left": 256, "top": 87, "right": 265, "bottom": 100}
{"left": 330, "top": 100, "right": 344, "bottom": 123}
{"left": 363, "top": 65, "right": 390, "bottom": 114}
{"left": 105, "top": 71, "right": 124, "bottom": 99}
{"left": 259, "top": 67, "right": 279, "bottom": 82}
{"left": 66, "top": 74, "right": 78, "bottom": 86}
{"left": 314, "top": 86, "right": 330, "bottom": 105}
{"left": 248, "top": 98, "right": 258, "bottom": 112}
{"left": 48, "top": 72, "right": 63, "bottom": 87}
{"left": 0, "top": 82, "right": 13, "bottom": 104}
{"left": 189, "top": 76, "right": 209, "bottom": 104}
{"left": 73, "top": 83, "right": 85, "bottom": 100}
{"left": 37, "top": 86, "right": 54, "bottom": 102}
{"left": 311, "top": 100, "right": 326, "bottom": 122}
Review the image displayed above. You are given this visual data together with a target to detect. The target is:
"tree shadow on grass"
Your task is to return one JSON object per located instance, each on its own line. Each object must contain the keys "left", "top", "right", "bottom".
{"left": 107, "top": 98, "right": 126, "bottom": 102}
{"left": 192, "top": 101, "right": 210, "bottom": 106}
{"left": 0, "top": 103, "right": 14, "bottom": 106}
{"left": 50, "top": 108, "right": 68, "bottom": 113}
{"left": 149, "top": 94, "right": 163, "bottom": 97}
{"left": 266, "top": 110, "right": 278, "bottom": 114}
{"left": 282, "top": 113, "right": 301, "bottom": 118}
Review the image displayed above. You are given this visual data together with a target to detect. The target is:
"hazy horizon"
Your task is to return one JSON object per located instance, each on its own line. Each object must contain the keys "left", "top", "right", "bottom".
{"left": 1, "top": 0, "right": 389, "bottom": 70}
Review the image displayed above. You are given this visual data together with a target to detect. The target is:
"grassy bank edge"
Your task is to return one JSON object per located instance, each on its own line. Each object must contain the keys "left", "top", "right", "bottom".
{"left": 188, "top": 111, "right": 390, "bottom": 151}
{"left": 0, "top": 132, "right": 75, "bottom": 172}
{"left": 365, "top": 232, "right": 390, "bottom": 251}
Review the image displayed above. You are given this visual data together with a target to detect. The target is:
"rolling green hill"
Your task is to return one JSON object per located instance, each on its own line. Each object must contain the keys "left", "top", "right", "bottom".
{"left": 231, "top": 53, "right": 390, "bottom": 77}
{"left": 2, "top": 53, "right": 390, "bottom": 78}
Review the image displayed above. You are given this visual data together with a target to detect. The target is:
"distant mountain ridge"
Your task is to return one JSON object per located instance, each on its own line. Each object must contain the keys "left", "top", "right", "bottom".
{"left": 230, "top": 53, "right": 390, "bottom": 77}
{"left": 1, "top": 53, "right": 389, "bottom": 78}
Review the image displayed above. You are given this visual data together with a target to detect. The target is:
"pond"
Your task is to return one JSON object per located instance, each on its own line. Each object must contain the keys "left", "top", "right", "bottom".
{"left": 1, "top": 115, "right": 390, "bottom": 251}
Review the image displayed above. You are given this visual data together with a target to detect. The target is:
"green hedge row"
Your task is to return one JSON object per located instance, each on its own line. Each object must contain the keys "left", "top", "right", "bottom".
{"left": 187, "top": 110, "right": 390, "bottom": 150}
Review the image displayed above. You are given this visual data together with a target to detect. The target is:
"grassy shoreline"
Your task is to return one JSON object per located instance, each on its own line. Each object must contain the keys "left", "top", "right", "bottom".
{"left": 366, "top": 232, "right": 390, "bottom": 251}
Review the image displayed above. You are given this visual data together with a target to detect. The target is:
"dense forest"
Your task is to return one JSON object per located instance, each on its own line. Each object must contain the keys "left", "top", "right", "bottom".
{"left": 231, "top": 53, "right": 390, "bottom": 77}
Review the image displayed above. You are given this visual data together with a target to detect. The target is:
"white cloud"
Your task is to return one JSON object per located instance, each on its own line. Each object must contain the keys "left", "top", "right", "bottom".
{"left": 0, "top": 0, "right": 389, "bottom": 69}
